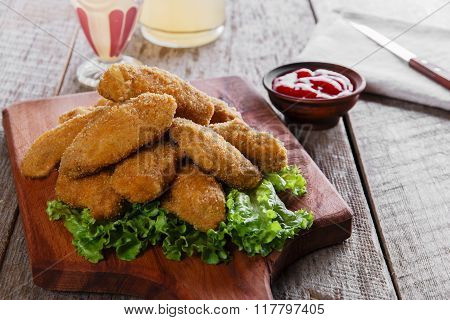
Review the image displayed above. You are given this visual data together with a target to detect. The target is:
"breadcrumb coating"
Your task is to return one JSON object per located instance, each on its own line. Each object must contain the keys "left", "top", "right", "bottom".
{"left": 56, "top": 171, "right": 122, "bottom": 220}
{"left": 58, "top": 99, "right": 116, "bottom": 124}
{"left": 98, "top": 64, "right": 214, "bottom": 125}
{"left": 20, "top": 106, "right": 109, "bottom": 178}
{"left": 58, "top": 106, "right": 96, "bottom": 124}
{"left": 210, "top": 97, "right": 242, "bottom": 124}
{"left": 95, "top": 97, "right": 116, "bottom": 107}
{"left": 210, "top": 119, "right": 288, "bottom": 173}
{"left": 59, "top": 93, "right": 177, "bottom": 178}
{"left": 169, "top": 118, "right": 261, "bottom": 189}
{"left": 111, "top": 143, "right": 178, "bottom": 203}
{"left": 162, "top": 164, "right": 225, "bottom": 231}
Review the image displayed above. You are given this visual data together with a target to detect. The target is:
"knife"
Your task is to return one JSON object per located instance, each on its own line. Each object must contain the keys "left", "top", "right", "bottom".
{"left": 350, "top": 21, "right": 450, "bottom": 90}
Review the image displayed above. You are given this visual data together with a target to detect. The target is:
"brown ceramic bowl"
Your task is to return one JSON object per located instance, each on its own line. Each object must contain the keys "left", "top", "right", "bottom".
{"left": 263, "top": 62, "right": 366, "bottom": 129}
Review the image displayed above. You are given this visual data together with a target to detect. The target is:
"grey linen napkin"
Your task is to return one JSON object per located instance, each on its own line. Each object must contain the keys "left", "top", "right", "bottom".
{"left": 297, "top": 12, "right": 450, "bottom": 111}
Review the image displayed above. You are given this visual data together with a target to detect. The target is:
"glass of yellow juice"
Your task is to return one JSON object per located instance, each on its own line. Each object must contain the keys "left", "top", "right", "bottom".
{"left": 140, "top": 0, "right": 226, "bottom": 48}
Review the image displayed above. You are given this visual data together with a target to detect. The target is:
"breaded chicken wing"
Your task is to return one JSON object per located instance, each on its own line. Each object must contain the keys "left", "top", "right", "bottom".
{"left": 210, "top": 97, "right": 242, "bottom": 124}
{"left": 210, "top": 119, "right": 288, "bottom": 173}
{"left": 169, "top": 118, "right": 261, "bottom": 189}
{"left": 97, "top": 64, "right": 214, "bottom": 125}
{"left": 162, "top": 164, "right": 225, "bottom": 231}
{"left": 111, "top": 143, "right": 178, "bottom": 203}
{"left": 20, "top": 106, "right": 109, "bottom": 178}
{"left": 59, "top": 93, "right": 177, "bottom": 178}
{"left": 56, "top": 171, "right": 122, "bottom": 220}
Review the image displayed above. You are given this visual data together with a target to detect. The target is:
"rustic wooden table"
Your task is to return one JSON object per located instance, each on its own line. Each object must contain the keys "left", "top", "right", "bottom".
{"left": 0, "top": 0, "right": 448, "bottom": 299}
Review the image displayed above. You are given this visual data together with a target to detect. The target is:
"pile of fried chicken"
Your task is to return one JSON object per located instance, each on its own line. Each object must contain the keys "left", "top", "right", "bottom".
{"left": 21, "top": 64, "right": 288, "bottom": 232}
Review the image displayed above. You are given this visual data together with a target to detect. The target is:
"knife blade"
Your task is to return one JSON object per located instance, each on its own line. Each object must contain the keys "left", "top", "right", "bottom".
{"left": 350, "top": 21, "right": 450, "bottom": 90}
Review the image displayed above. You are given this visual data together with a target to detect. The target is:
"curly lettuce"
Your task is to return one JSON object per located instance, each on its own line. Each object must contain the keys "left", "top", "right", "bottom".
{"left": 46, "top": 165, "right": 313, "bottom": 264}
{"left": 162, "top": 219, "right": 229, "bottom": 264}
{"left": 226, "top": 179, "right": 313, "bottom": 256}
{"left": 265, "top": 165, "right": 307, "bottom": 196}
{"left": 47, "top": 200, "right": 229, "bottom": 264}
{"left": 47, "top": 201, "right": 167, "bottom": 263}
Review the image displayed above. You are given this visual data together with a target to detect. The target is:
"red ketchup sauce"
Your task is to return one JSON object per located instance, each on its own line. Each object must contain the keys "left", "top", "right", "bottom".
{"left": 272, "top": 68, "right": 353, "bottom": 99}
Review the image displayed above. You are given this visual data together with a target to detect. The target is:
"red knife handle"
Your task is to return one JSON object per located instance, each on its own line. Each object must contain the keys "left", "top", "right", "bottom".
{"left": 409, "top": 57, "right": 450, "bottom": 90}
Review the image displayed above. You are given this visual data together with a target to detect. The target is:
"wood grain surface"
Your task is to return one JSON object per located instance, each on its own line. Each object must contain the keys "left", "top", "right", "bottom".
{"left": 0, "top": 0, "right": 395, "bottom": 300}
{"left": 0, "top": 0, "right": 447, "bottom": 299}
{"left": 348, "top": 97, "right": 450, "bottom": 299}
{"left": 312, "top": 0, "right": 450, "bottom": 299}
{"left": 272, "top": 121, "right": 396, "bottom": 299}
{"left": 0, "top": 0, "right": 78, "bottom": 279}
{"left": 55, "top": 0, "right": 396, "bottom": 300}
{"left": 3, "top": 78, "right": 352, "bottom": 299}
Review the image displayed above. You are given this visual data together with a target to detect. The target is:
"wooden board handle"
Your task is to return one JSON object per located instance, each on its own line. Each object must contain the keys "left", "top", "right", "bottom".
{"left": 409, "top": 57, "right": 450, "bottom": 90}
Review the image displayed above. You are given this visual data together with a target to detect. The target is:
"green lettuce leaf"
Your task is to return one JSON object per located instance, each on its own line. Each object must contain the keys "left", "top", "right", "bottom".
{"left": 265, "top": 165, "right": 307, "bottom": 196}
{"left": 46, "top": 201, "right": 168, "bottom": 263}
{"left": 225, "top": 177, "right": 313, "bottom": 257}
{"left": 46, "top": 200, "right": 229, "bottom": 264}
{"left": 46, "top": 165, "right": 312, "bottom": 264}
{"left": 161, "top": 217, "right": 229, "bottom": 264}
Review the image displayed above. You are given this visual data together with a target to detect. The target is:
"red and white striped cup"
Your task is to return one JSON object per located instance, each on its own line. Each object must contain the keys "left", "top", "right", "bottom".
{"left": 71, "top": 0, "right": 142, "bottom": 61}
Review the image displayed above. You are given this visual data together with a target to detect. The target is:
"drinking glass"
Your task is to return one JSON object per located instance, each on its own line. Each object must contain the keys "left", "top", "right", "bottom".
{"left": 71, "top": 0, "right": 143, "bottom": 87}
{"left": 140, "top": 0, "right": 226, "bottom": 48}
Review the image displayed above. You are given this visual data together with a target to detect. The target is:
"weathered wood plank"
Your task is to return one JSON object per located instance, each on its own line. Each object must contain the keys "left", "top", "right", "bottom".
{"left": 3, "top": 0, "right": 395, "bottom": 299}
{"left": 0, "top": 131, "right": 18, "bottom": 262}
{"left": 59, "top": 0, "right": 395, "bottom": 299}
{"left": 312, "top": 0, "right": 450, "bottom": 299}
{"left": 0, "top": 0, "right": 78, "bottom": 273}
{"left": 0, "top": 0, "right": 125, "bottom": 299}
{"left": 348, "top": 97, "right": 450, "bottom": 299}
{"left": 272, "top": 120, "right": 396, "bottom": 299}
{"left": 0, "top": 0, "right": 78, "bottom": 111}
{"left": 0, "top": 219, "right": 130, "bottom": 299}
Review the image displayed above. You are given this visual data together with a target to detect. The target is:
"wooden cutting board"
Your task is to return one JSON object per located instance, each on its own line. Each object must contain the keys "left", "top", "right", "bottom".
{"left": 2, "top": 76, "right": 352, "bottom": 299}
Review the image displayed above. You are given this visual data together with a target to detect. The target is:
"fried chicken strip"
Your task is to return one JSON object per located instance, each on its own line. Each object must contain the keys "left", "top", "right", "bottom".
{"left": 56, "top": 171, "right": 122, "bottom": 220}
{"left": 111, "top": 143, "right": 178, "bottom": 203}
{"left": 20, "top": 106, "right": 109, "bottom": 178}
{"left": 210, "top": 119, "right": 288, "bottom": 173}
{"left": 59, "top": 99, "right": 118, "bottom": 124}
{"left": 169, "top": 118, "right": 261, "bottom": 189}
{"left": 162, "top": 164, "right": 225, "bottom": 232}
{"left": 97, "top": 64, "right": 214, "bottom": 125}
{"left": 58, "top": 106, "right": 96, "bottom": 124}
{"left": 210, "top": 97, "right": 242, "bottom": 124}
{"left": 95, "top": 97, "right": 116, "bottom": 107}
{"left": 59, "top": 93, "right": 177, "bottom": 178}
